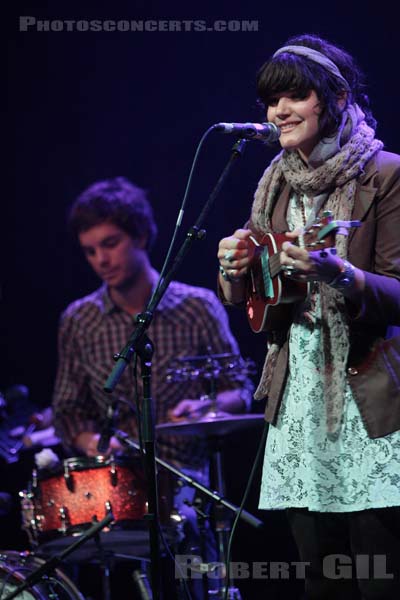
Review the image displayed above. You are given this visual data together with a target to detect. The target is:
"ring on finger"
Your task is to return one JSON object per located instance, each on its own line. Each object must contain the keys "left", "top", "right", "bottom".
{"left": 224, "top": 250, "right": 234, "bottom": 262}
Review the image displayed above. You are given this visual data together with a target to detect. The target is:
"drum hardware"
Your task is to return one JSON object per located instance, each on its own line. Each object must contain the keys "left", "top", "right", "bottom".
{"left": 209, "top": 587, "right": 242, "bottom": 599}
{"left": 115, "top": 431, "right": 264, "bottom": 599}
{"left": 164, "top": 349, "right": 259, "bottom": 599}
{"left": 20, "top": 455, "right": 148, "bottom": 545}
{"left": 90, "top": 513, "right": 113, "bottom": 600}
{"left": 110, "top": 457, "right": 118, "bottom": 486}
{"left": 115, "top": 431, "right": 263, "bottom": 530}
{"left": 165, "top": 351, "right": 256, "bottom": 430}
{"left": 156, "top": 413, "right": 264, "bottom": 438}
{"left": 0, "top": 550, "right": 85, "bottom": 600}
{"left": 19, "top": 488, "right": 37, "bottom": 547}
{"left": 209, "top": 436, "right": 242, "bottom": 600}
{"left": 20, "top": 452, "right": 175, "bottom": 600}
{"left": 64, "top": 462, "right": 74, "bottom": 492}
{"left": 166, "top": 353, "right": 256, "bottom": 386}
{"left": 169, "top": 506, "right": 185, "bottom": 526}
{"left": 1, "top": 512, "right": 114, "bottom": 600}
{"left": 155, "top": 415, "right": 265, "bottom": 600}
{"left": 183, "top": 493, "right": 213, "bottom": 600}
{"left": 132, "top": 568, "right": 153, "bottom": 600}
{"left": 32, "top": 468, "right": 39, "bottom": 493}
{"left": 59, "top": 506, "right": 70, "bottom": 533}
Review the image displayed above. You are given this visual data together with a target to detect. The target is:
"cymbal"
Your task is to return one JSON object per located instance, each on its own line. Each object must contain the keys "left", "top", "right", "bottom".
{"left": 173, "top": 352, "right": 237, "bottom": 362}
{"left": 156, "top": 413, "right": 265, "bottom": 437}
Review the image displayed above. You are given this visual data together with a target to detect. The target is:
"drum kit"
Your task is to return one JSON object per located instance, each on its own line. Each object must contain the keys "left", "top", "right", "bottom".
{"left": 0, "top": 354, "right": 264, "bottom": 600}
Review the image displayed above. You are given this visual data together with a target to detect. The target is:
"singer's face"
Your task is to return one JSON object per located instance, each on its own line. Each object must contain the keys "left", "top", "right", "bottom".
{"left": 267, "top": 89, "right": 322, "bottom": 161}
{"left": 79, "top": 222, "right": 147, "bottom": 290}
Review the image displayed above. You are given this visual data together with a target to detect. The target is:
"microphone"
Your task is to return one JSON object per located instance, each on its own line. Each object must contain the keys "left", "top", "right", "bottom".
{"left": 97, "top": 402, "right": 117, "bottom": 454}
{"left": 213, "top": 121, "right": 280, "bottom": 142}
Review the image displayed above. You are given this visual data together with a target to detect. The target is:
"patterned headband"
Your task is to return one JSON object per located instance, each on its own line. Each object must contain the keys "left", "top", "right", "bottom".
{"left": 273, "top": 45, "right": 350, "bottom": 91}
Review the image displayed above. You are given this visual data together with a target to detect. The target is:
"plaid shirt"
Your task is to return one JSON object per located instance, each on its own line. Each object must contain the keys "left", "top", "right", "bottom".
{"left": 53, "top": 281, "right": 253, "bottom": 468}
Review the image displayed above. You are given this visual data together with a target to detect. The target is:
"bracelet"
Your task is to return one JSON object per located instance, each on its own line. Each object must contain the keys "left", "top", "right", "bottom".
{"left": 219, "top": 264, "right": 239, "bottom": 283}
{"left": 328, "top": 260, "right": 356, "bottom": 292}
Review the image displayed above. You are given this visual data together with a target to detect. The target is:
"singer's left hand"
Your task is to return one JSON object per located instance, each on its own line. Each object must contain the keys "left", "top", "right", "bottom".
{"left": 281, "top": 236, "right": 344, "bottom": 283}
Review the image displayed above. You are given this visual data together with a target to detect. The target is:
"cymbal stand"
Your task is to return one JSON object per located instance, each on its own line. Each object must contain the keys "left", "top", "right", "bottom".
{"left": 198, "top": 357, "right": 242, "bottom": 598}
{"left": 209, "top": 437, "right": 242, "bottom": 600}
{"left": 93, "top": 519, "right": 112, "bottom": 600}
{"left": 185, "top": 494, "right": 212, "bottom": 600}
{"left": 203, "top": 351, "right": 220, "bottom": 417}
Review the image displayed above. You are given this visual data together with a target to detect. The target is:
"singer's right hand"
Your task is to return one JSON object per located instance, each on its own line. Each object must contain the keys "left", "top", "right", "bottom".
{"left": 218, "top": 228, "right": 253, "bottom": 280}
{"left": 73, "top": 432, "right": 122, "bottom": 457}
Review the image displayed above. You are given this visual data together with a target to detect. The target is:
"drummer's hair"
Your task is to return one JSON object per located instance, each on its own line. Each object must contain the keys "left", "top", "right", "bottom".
{"left": 68, "top": 177, "right": 158, "bottom": 252}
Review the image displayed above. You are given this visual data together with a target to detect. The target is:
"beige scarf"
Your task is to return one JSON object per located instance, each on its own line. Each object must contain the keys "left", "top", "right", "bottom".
{"left": 251, "top": 118, "right": 382, "bottom": 434}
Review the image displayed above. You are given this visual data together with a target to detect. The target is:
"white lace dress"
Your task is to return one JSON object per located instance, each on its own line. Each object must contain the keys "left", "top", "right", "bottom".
{"left": 259, "top": 195, "right": 400, "bottom": 512}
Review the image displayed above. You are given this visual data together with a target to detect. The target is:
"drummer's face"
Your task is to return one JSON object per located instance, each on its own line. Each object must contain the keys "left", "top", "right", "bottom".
{"left": 79, "top": 222, "right": 147, "bottom": 290}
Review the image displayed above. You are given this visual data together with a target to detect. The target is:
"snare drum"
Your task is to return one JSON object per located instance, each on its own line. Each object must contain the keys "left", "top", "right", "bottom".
{"left": 20, "top": 456, "right": 147, "bottom": 544}
{"left": 21, "top": 456, "right": 179, "bottom": 562}
{"left": 0, "top": 550, "right": 85, "bottom": 599}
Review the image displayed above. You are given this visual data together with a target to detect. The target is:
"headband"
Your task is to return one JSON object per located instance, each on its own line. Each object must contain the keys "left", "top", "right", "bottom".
{"left": 273, "top": 45, "right": 350, "bottom": 91}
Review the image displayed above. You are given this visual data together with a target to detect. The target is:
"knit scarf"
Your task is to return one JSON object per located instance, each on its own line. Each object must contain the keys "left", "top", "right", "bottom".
{"left": 251, "top": 111, "right": 382, "bottom": 434}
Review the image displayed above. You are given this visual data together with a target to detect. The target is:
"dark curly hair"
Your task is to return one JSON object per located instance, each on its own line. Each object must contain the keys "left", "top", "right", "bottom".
{"left": 257, "top": 33, "right": 376, "bottom": 137}
{"left": 68, "top": 177, "right": 158, "bottom": 252}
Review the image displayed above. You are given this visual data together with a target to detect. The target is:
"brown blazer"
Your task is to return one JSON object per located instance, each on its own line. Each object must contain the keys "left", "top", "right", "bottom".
{"left": 261, "top": 150, "right": 400, "bottom": 438}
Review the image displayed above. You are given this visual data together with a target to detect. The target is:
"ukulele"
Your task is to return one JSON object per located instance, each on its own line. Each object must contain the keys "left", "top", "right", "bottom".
{"left": 245, "top": 210, "right": 361, "bottom": 333}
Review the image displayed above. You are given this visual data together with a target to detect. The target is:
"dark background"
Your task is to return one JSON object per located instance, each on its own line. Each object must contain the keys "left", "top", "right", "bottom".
{"left": 4, "top": 1, "right": 399, "bottom": 598}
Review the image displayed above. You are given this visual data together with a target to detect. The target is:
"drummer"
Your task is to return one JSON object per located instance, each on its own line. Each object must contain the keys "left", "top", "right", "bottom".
{"left": 52, "top": 176, "right": 253, "bottom": 598}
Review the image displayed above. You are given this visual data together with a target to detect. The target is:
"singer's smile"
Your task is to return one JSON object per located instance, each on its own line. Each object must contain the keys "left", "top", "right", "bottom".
{"left": 279, "top": 122, "right": 302, "bottom": 132}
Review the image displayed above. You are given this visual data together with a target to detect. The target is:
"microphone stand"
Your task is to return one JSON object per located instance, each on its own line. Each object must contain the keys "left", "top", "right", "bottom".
{"left": 135, "top": 333, "right": 160, "bottom": 600}
{"left": 2, "top": 512, "right": 114, "bottom": 600}
{"left": 103, "top": 138, "right": 248, "bottom": 600}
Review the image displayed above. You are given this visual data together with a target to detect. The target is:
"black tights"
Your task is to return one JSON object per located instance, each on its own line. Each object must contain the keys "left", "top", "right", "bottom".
{"left": 286, "top": 507, "right": 400, "bottom": 600}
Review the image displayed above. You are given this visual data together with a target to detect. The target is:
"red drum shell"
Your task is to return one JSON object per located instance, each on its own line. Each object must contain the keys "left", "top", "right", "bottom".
{"left": 33, "top": 456, "right": 147, "bottom": 536}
